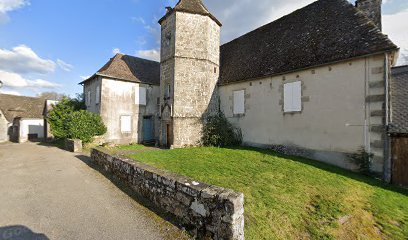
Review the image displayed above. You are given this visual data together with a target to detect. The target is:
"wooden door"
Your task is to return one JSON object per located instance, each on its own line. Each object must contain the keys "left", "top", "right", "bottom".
{"left": 392, "top": 137, "right": 408, "bottom": 187}
{"left": 143, "top": 116, "right": 154, "bottom": 142}
{"left": 166, "top": 124, "right": 172, "bottom": 148}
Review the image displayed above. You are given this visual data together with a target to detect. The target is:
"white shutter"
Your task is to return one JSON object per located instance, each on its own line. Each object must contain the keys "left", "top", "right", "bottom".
{"left": 96, "top": 86, "right": 100, "bottom": 104}
{"left": 284, "top": 83, "right": 293, "bottom": 112}
{"left": 284, "top": 81, "right": 302, "bottom": 112}
{"left": 135, "top": 85, "right": 147, "bottom": 105}
{"left": 121, "top": 116, "right": 132, "bottom": 133}
{"left": 292, "top": 81, "right": 302, "bottom": 111}
{"left": 233, "top": 90, "right": 245, "bottom": 114}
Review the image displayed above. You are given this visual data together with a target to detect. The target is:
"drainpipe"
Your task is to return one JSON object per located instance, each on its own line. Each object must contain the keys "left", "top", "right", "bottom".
{"left": 384, "top": 52, "right": 391, "bottom": 183}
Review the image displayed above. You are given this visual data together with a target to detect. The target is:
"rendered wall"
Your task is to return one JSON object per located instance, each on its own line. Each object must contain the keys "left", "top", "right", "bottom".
{"left": 0, "top": 111, "right": 9, "bottom": 142}
{"left": 18, "top": 119, "right": 44, "bottom": 143}
{"left": 219, "top": 55, "right": 387, "bottom": 172}
{"left": 98, "top": 78, "right": 160, "bottom": 144}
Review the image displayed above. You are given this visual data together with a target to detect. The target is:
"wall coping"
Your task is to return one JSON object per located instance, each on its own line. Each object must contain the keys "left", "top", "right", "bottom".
{"left": 91, "top": 147, "right": 245, "bottom": 240}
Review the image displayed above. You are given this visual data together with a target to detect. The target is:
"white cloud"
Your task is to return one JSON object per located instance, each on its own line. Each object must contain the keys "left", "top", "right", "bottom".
{"left": 0, "top": 45, "right": 56, "bottom": 74}
{"left": 137, "top": 49, "right": 160, "bottom": 62}
{"left": 56, "top": 59, "right": 73, "bottom": 72}
{"left": 0, "top": 70, "right": 61, "bottom": 89}
{"left": 383, "top": 9, "right": 408, "bottom": 66}
{"left": 112, "top": 48, "right": 121, "bottom": 55}
{"left": 80, "top": 75, "right": 91, "bottom": 80}
{"left": 0, "top": 0, "right": 29, "bottom": 24}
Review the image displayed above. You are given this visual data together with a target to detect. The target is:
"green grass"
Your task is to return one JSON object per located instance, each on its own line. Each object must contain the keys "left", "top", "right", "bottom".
{"left": 127, "top": 147, "right": 408, "bottom": 240}
{"left": 115, "top": 144, "right": 145, "bottom": 151}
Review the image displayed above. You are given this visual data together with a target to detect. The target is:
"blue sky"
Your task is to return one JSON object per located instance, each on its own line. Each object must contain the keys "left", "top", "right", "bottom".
{"left": 0, "top": 0, "right": 407, "bottom": 97}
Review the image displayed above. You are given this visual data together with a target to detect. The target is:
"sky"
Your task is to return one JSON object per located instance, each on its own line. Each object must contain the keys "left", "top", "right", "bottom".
{"left": 0, "top": 0, "right": 407, "bottom": 97}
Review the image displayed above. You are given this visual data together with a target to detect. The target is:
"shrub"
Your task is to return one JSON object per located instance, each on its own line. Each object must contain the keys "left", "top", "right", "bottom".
{"left": 349, "top": 147, "right": 373, "bottom": 175}
{"left": 47, "top": 98, "right": 76, "bottom": 139}
{"left": 47, "top": 96, "right": 105, "bottom": 143}
{"left": 201, "top": 112, "right": 242, "bottom": 147}
{"left": 66, "top": 110, "right": 107, "bottom": 143}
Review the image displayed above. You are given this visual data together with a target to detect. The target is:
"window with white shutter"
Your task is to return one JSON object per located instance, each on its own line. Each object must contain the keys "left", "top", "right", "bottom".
{"left": 120, "top": 116, "right": 132, "bottom": 133}
{"left": 284, "top": 81, "right": 302, "bottom": 113}
{"left": 233, "top": 90, "right": 245, "bottom": 115}
{"left": 96, "top": 86, "right": 100, "bottom": 104}
{"left": 135, "top": 85, "right": 147, "bottom": 105}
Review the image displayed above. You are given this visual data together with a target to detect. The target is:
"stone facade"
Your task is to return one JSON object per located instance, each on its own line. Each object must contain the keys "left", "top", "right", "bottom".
{"left": 159, "top": 11, "right": 221, "bottom": 148}
{"left": 356, "top": 0, "right": 382, "bottom": 30}
{"left": 91, "top": 148, "right": 244, "bottom": 240}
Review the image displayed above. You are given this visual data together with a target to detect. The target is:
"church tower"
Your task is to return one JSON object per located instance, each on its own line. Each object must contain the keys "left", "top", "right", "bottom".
{"left": 159, "top": 0, "right": 221, "bottom": 148}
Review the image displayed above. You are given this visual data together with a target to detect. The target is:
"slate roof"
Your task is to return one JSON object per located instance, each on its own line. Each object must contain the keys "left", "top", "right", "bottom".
{"left": 159, "top": 0, "right": 221, "bottom": 26}
{"left": 219, "top": 0, "right": 398, "bottom": 85}
{"left": 0, "top": 94, "right": 45, "bottom": 122}
{"left": 81, "top": 54, "right": 160, "bottom": 85}
{"left": 389, "top": 65, "right": 408, "bottom": 135}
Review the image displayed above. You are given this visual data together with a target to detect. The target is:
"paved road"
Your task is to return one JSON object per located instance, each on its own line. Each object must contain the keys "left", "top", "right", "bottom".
{"left": 0, "top": 142, "right": 186, "bottom": 240}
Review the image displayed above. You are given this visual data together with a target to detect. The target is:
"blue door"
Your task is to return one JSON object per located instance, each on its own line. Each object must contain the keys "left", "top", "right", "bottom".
{"left": 143, "top": 116, "right": 154, "bottom": 142}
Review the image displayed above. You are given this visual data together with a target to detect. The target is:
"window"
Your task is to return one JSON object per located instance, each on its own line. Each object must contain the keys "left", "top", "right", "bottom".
{"left": 120, "top": 116, "right": 132, "bottom": 133}
{"left": 87, "top": 91, "right": 91, "bottom": 106}
{"left": 135, "top": 85, "right": 147, "bottom": 105}
{"left": 284, "top": 81, "right": 302, "bottom": 113}
{"left": 233, "top": 90, "right": 245, "bottom": 115}
{"left": 165, "top": 84, "right": 171, "bottom": 98}
{"left": 96, "top": 86, "right": 100, "bottom": 104}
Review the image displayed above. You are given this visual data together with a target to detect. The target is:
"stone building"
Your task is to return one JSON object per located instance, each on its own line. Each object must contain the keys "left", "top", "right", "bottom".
{"left": 83, "top": 0, "right": 403, "bottom": 177}
{"left": 0, "top": 94, "right": 47, "bottom": 143}
{"left": 81, "top": 54, "right": 160, "bottom": 144}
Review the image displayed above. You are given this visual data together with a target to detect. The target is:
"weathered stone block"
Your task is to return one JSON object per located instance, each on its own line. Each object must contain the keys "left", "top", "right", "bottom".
{"left": 65, "top": 139, "right": 82, "bottom": 153}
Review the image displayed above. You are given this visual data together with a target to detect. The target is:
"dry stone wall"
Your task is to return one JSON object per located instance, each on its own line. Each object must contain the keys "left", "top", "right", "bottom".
{"left": 91, "top": 148, "right": 245, "bottom": 240}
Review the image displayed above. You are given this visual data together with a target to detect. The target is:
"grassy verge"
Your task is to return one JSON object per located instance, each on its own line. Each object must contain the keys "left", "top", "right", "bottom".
{"left": 115, "top": 144, "right": 145, "bottom": 151}
{"left": 127, "top": 147, "right": 408, "bottom": 240}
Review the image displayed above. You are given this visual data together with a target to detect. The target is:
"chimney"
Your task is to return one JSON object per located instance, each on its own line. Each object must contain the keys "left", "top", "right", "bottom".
{"left": 356, "top": 0, "right": 382, "bottom": 30}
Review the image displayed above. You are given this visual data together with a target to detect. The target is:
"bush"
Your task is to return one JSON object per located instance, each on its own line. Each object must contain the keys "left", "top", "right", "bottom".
{"left": 66, "top": 111, "right": 107, "bottom": 143}
{"left": 201, "top": 112, "right": 242, "bottom": 147}
{"left": 47, "top": 98, "right": 76, "bottom": 139}
{"left": 349, "top": 147, "right": 373, "bottom": 175}
{"left": 47, "top": 96, "right": 105, "bottom": 143}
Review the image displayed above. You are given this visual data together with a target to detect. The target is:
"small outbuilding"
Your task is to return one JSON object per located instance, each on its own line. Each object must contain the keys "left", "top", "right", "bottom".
{"left": 389, "top": 65, "right": 408, "bottom": 187}
{"left": 0, "top": 94, "right": 47, "bottom": 143}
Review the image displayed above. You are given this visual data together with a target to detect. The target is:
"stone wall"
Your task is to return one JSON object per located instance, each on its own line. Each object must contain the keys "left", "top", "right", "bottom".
{"left": 91, "top": 148, "right": 244, "bottom": 240}
{"left": 0, "top": 110, "right": 9, "bottom": 143}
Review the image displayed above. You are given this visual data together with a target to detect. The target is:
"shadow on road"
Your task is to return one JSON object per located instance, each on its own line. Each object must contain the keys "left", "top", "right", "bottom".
{"left": 0, "top": 225, "right": 48, "bottom": 240}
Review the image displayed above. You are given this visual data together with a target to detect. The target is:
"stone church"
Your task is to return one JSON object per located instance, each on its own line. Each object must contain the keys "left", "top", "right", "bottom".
{"left": 81, "top": 0, "right": 400, "bottom": 177}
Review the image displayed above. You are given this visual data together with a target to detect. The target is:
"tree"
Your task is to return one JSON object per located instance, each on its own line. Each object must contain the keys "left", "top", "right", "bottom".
{"left": 47, "top": 98, "right": 75, "bottom": 139}
{"left": 66, "top": 110, "right": 107, "bottom": 143}
{"left": 37, "top": 92, "right": 66, "bottom": 101}
{"left": 47, "top": 95, "right": 106, "bottom": 143}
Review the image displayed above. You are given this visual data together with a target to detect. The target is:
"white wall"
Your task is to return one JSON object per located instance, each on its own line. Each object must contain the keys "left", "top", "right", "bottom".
{"left": 18, "top": 119, "right": 44, "bottom": 143}
{"left": 98, "top": 78, "right": 160, "bottom": 144}
{"left": 219, "top": 55, "right": 387, "bottom": 170}
{"left": 0, "top": 110, "right": 9, "bottom": 142}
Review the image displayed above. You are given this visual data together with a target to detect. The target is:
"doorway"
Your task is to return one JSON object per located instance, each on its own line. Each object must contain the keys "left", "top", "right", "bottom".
{"left": 143, "top": 116, "right": 154, "bottom": 143}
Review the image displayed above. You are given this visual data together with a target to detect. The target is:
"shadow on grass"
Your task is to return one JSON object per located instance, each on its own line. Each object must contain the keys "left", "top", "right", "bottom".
{"left": 228, "top": 146, "right": 408, "bottom": 196}
{"left": 73, "top": 154, "right": 188, "bottom": 238}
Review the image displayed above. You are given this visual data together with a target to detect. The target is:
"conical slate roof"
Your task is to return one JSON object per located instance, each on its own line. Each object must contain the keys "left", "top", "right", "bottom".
{"left": 159, "top": 0, "right": 221, "bottom": 26}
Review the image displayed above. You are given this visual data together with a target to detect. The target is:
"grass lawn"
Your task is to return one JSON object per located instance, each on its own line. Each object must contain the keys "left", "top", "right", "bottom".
{"left": 126, "top": 147, "right": 408, "bottom": 240}
{"left": 115, "top": 144, "right": 145, "bottom": 151}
